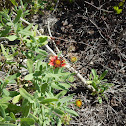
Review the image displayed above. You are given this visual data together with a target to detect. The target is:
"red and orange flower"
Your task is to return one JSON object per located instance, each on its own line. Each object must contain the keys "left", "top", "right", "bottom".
{"left": 48, "top": 56, "right": 66, "bottom": 68}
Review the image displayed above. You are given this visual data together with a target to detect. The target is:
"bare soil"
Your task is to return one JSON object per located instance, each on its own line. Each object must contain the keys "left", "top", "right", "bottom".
{"left": 45, "top": 1, "right": 126, "bottom": 125}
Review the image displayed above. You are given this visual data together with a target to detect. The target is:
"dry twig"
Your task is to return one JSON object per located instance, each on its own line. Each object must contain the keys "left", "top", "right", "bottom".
{"left": 84, "top": 1, "right": 113, "bottom": 13}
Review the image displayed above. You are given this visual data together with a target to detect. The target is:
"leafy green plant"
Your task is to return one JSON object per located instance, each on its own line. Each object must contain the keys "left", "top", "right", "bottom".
{"left": 31, "top": 0, "right": 47, "bottom": 14}
{"left": 0, "top": 1, "right": 78, "bottom": 125}
{"left": 87, "top": 69, "right": 113, "bottom": 103}
{"left": 113, "top": 0, "right": 125, "bottom": 14}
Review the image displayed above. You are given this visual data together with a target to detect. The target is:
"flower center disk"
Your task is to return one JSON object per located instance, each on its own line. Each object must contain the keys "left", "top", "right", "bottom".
{"left": 55, "top": 59, "right": 61, "bottom": 65}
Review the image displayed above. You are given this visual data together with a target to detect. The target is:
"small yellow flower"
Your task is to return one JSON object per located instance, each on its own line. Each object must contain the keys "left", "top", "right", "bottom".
{"left": 70, "top": 56, "right": 77, "bottom": 63}
{"left": 76, "top": 99, "right": 82, "bottom": 107}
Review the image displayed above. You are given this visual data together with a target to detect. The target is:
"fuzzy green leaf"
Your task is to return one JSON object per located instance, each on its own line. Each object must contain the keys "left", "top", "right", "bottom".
{"left": 1, "top": 44, "right": 7, "bottom": 56}
{"left": 51, "top": 82, "right": 70, "bottom": 90}
{"left": 10, "top": 112, "right": 16, "bottom": 121}
{"left": 63, "top": 108, "right": 79, "bottom": 116}
{"left": 5, "top": 35, "right": 17, "bottom": 41}
{"left": 40, "top": 98, "right": 58, "bottom": 104}
{"left": 57, "top": 118, "right": 62, "bottom": 126}
{"left": 98, "top": 97, "right": 102, "bottom": 104}
{"left": 12, "top": 94, "right": 21, "bottom": 104}
{"left": 19, "top": 88, "right": 34, "bottom": 103}
{"left": 13, "top": 9, "right": 22, "bottom": 24}
{"left": 99, "top": 70, "right": 108, "bottom": 81}
{"left": 41, "top": 83, "right": 48, "bottom": 93}
{"left": 58, "top": 95, "right": 73, "bottom": 104}
{"left": 10, "top": 0, "right": 18, "bottom": 6}
{"left": 55, "top": 90, "right": 67, "bottom": 99}
{"left": 35, "top": 48, "right": 47, "bottom": 55}
{"left": 20, "top": 118, "right": 35, "bottom": 125}
{"left": 26, "top": 59, "right": 33, "bottom": 73}
{"left": 0, "top": 105, "right": 6, "bottom": 118}
{"left": 7, "top": 73, "right": 21, "bottom": 81}
{"left": 24, "top": 73, "right": 33, "bottom": 80}
{"left": 36, "top": 36, "right": 48, "bottom": 46}
{"left": 53, "top": 108, "right": 64, "bottom": 115}
{"left": 91, "top": 69, "right": 97, "bottom": 79}
{"left": 0, "top": 123, "right": 17, "bottom": 126}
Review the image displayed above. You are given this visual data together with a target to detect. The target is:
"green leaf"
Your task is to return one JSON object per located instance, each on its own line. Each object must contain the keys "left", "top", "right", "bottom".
{"left": 20, "top": 118, "right": 35, "bottom": 125}
{"left": 1, "top": 44, "right": 14, "bottom": 61}
{"left": 57, "top": 118, "right": 62, "bottom": 126}
{"left": 91, "top": 69, "right": 97, "bottom": 79}
{"left": 0, "top": 27, "right": 11, "bottom": 36}
{"left": 22, "top": 104, "right": 30, "bottom": 117}
{"left": 28, "top": 113, "right": 38, "bottom": 122}
{"left": 2, "top": 89, "right": 10, "bottom": 96}
{"left": 41, "top": 83, "right": 48, "bottom": 93}
{"left": 10, "top": 0, "right": 18, "bottom": 6}
{"left": 53, "top": 108, "right": 64, "bottom": 115}
{"left": 45, "top": 73, "right": 61, "bottom": 80}
{"left": 119, "top": 2, "right": 124, "bottom": 7}
{"left": 12, "top": 51, "right": 18, "bottom": 57}
{"left": 24, "top": 23, "right": 33, "bottom": 31}
{"left": 19, "top": 88, "right": 34, "bottom": 103}
{"left": 67, "top": 75, "right": 74, "bottom": 82}
{"left": 6, "top": 55, "right": 13, "bottom": 61}
{"left": 12, "top": 94, "right": 21, "bottom": 104}
{"left": 35, "top": 60, "right": 42, "bottom": 71}
{"left": 0, "top": 123, "right": 17, "bottom": 126}
{"left": 24, "top": 73, "right": 33, "bottom": 80}
{"left": 13, "top": 9, "right": 22, "bottom": 24}
{"left": 40, "top": 98, "right": 58, "bottom": 104}
{"left": 10, "top": 112, "right": 16, "bottom": 121}
{"left": 51, "top": 82, "right": 70, "bottom": 90}
{"left": 4, "top": 116, "right": 11, "bottom": 121}
{"left": 26, "top": 59, "right": 33, "bottom": 73}
{"left": 7, "top": 103, "right": 21, "bottom": 114}
{"left": 98, "top": 97, "right": 102, "bottom": 104}
{"left": 36, "top": 36, "right": 48, "bottom": 46}
{"left": 116, "top": 9, "right": 122, "bottom": 14}
{"left": 113, "top": 6, "right": 122, "bottom": 14}
{"left": 0, "top": 97, "right": 11, "bottom": 104}
{"left": 7, "top": 73, "right": 21, "bottom": 81}
{"left": 91, "top": 82, "right": 97, "bottom": 90}
{"left": 55, "top": 90, "right": 67, "bottom": 99}
{"left": 1, "top": 44, "right": 7, "bottom": 57}
{"left": 18, "top": 29, "right": 32, "bottom": 36}
{"left": 33, "top": 24, "right": 38, "bottom": 36}
{"left": 63, "top": 108, "right": 79, "bottom": 116}
{"left": 0, "top": 105, "right": 6, "bottom": 118}
{"left": 113, "top": 6, "right": 119, "bottom": 11}
{"left": 89, "top": 73, "right": 92, "bottom": 80}
{"left": 9, "top": 91, "right": 20, "bottom": 97}
{"left": 5, "top": 35, "right": 18, "bottom": 41}
{"left": 35, "top": 48, "right": 47, "bottom": 55}
{"left": 59, "top": 95, "right": 73, "bottom": 104}
{"left": 99, "top": 70, "right": 108, "bottom": 81}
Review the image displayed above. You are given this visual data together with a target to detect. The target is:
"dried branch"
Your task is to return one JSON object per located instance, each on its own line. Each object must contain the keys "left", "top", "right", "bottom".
{"left": 84, "top": 1, "right": 113, "bottom": 13}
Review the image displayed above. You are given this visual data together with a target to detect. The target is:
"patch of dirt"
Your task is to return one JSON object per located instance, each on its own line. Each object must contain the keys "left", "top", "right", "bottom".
{"left": 46, "top": 0, "right": 126, "bottom": 125}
